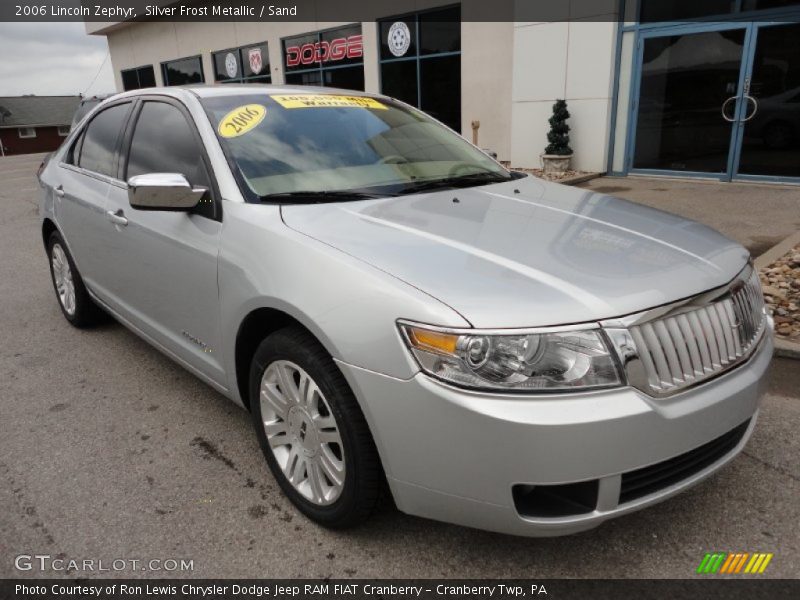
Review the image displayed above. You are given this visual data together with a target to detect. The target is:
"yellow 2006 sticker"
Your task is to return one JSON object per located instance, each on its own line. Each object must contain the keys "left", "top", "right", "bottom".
{"left": 271, "top": 94, "right": 386, "bottom": 110}
{"left": 218, "top": 104, "right": 267, "bottom": 138}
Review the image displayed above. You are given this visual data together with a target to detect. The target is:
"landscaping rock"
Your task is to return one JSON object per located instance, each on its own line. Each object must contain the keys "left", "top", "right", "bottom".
{"left": 759, "top": 243, "right": 800, "bottom": 344}
{"left": 510, "top": 167, "right": 597, "bottom": 184}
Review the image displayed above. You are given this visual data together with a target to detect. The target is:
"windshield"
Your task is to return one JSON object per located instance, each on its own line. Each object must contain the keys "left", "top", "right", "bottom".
{"left": 201, "top": 92, "right": 510, "bottom": 200}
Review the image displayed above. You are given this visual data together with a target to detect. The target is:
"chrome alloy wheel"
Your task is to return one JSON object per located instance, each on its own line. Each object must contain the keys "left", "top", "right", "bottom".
{"left": 51, "top": 243, "right": 76, "bottom": 316}
{"left": 260, "top": 360, "right": 346, "bottom": 505}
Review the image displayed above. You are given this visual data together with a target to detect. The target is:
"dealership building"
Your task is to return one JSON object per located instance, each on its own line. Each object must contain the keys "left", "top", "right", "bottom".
{"left": 87, "top": 0, "right": 800, "bottom": 182}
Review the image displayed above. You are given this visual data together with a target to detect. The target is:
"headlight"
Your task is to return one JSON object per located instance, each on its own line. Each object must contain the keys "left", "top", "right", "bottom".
{"left": 398, "top": 322, "right": 623, "bottom": 392}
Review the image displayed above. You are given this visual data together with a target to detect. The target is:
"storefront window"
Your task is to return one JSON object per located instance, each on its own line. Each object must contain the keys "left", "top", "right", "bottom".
{"left": 742, "top": 0, "right": 800, "bottom": 8}
{"left": 637, "top": 0, "right": 800, "bottom": 21}
{"left": 121, "top": 65, "right": 156, "bottom": 91}
{"left": 638, "top": 0, "right": 736, "bottom": 22}
{"left": 212, "top": 43, "right": 271, "bottom": 84}
{"left": 161, "top": 56, "right": 204, "bottom": 86}
{"left": 282, "top": 25, "right": 365, "bottom": 91}
{"left": 379, "top": 6, "right": 461, "bottom": 133}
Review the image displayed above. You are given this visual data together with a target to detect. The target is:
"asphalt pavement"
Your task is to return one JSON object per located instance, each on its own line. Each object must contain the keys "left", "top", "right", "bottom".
{"left": 1, "top": 154, "right": 798, "bottom": 578}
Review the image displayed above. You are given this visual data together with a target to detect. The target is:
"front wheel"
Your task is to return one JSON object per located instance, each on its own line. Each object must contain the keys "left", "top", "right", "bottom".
{"left": 249, "top": 326, "right": 383, "bottom": 528}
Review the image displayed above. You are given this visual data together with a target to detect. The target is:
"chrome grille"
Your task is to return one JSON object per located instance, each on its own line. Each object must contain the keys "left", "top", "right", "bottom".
{"left": 626, "top": 268, "right": 766, "bottom": 396}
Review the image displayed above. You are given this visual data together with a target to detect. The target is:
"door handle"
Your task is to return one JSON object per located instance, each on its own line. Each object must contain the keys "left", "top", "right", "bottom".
{"left": 54, "top": 185, "right": 65, "bottom": 198}
{"left": 741, "top": 95, "right": 759, "bottom": 122}
{"left": 721, "top": 96, "right": 738, "bottom": 122}
{"left": 106, "top": 209, "right": 128, "bottom": 227}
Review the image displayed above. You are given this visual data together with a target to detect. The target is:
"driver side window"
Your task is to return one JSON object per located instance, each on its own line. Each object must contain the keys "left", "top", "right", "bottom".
{"left": 126, "top": 101, "right": 215, "bottom": 219}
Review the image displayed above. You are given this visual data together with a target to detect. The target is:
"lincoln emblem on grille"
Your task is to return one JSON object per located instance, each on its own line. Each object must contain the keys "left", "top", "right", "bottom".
{"left": 617, "top": 265, "right": 767, "bottom": 397}
{"left": 729, "top": 280, "right": 746, "bottom": 327}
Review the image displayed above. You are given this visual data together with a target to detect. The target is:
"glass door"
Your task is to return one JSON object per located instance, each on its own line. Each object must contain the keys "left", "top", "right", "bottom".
{"left": 733, "top": 22, "right": 800, "bottom": 180}
{"left": 630, "top": 27, "right": 749, "bottom": 177}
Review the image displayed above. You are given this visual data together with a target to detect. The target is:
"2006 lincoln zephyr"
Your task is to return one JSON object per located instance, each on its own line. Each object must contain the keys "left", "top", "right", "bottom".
{"left": 38, "top": 86, "right": 773, "bottom": 536}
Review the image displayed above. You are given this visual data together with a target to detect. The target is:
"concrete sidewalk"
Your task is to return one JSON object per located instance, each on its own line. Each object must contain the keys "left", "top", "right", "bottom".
{"left": 578, "top": 176, "right": 800, "bottom": 257}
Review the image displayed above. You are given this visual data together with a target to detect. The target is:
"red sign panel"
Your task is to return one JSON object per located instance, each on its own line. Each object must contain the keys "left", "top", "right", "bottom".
{"left": 285, "top": 34, "right": 363, "bottom": 67}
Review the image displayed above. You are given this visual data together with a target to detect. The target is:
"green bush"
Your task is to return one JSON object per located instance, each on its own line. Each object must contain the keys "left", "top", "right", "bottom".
{"left": 545, "top": 99, "right": 573, "bottom": 156}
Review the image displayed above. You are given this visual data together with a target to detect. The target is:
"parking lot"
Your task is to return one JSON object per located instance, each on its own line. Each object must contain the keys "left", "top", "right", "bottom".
{"left": 1, "top": 153, "right": 798, "bottom": 579}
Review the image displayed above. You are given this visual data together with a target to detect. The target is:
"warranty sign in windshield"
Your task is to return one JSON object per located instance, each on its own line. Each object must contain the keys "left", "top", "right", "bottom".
{"left": 271, "top": 94, "right": 387, "bottom": 110}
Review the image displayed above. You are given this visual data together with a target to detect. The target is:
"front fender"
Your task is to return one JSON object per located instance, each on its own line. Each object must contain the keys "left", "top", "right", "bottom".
{"left": 218, "top": 201, "right": 470, "bottom": 403}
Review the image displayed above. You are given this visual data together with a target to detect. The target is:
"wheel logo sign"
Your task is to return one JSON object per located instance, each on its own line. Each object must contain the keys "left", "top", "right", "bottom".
{"left": 224, "top": 52, "right": 238, "bottom": 78}
{"left": 388, "top": 22, "right": 411, "bottom": 57}
{"left": 248, "top": 48, "right": 263, "bottom": 75}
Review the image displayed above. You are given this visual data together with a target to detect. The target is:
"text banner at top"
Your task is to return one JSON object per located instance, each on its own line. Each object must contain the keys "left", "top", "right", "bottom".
{"left": 3, "top": 0, "right": 800, "bottom": 23}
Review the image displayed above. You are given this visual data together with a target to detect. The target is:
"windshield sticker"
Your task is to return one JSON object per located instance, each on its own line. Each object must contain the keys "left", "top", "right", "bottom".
{"left": 270, "top": 94, "right": 386, "bottom": 110}
{"left": 218, "top": 104, "right": 267, "bottom": 138}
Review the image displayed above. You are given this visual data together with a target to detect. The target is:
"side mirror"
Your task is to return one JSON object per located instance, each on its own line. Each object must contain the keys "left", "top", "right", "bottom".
{"left": 127, "top": 173, "right": 206, "bottom": 211}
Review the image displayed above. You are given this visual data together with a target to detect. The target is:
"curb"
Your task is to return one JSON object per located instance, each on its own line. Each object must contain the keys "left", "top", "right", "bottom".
{"left": 562, "top": 173, "right": 602, "bottom": 186}
{"left": 755, "top": 230, "right": 800, "bottom": 360}
{"left": 753, "top": 230, "right": 800, "bottom": 270}
{"left": 775, "top": 338, "right": 800, "bottom": 360}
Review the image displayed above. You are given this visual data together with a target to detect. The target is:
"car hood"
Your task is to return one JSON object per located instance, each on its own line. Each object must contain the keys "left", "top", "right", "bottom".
{"left": 281, "top": 176, "right": 750, "bottom": 328}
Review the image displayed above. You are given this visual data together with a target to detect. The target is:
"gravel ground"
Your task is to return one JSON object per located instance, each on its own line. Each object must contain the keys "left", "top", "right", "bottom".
{"left": 760, "top": 246, "right": 800, "bottom": 342}
{"left": 1, "top": 154, "right": 799, "bottom": 580}
{"left": 512, "top": 167, "right": 595, "bottom": 182}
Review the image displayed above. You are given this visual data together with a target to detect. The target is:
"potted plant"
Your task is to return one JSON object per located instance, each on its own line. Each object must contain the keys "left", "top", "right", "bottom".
{"left": 541, "top": 99, "right": 573, "bottom": 175}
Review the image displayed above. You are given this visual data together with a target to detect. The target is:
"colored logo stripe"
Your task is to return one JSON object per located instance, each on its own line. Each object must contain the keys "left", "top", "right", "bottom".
{"left": 697, "top": 552, "right": 773, "bottom": 574}
{"left": 697, "top": 553, "right": 726, "bottom": 574}
{"left": 745, "top": 553, "right": 773, "bottom": 573}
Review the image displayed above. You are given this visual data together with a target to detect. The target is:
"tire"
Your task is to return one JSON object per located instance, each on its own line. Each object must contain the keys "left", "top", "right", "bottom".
{"left": 46, "top": 231, "right": 104, "bottom": 328}
{"left": 249, "top": 326, "right": 382, "bottom": 528}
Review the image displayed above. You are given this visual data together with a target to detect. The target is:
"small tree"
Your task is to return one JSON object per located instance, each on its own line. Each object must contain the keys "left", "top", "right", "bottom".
{"left": 544, "top": 99, "right": 572, "bottom": 156}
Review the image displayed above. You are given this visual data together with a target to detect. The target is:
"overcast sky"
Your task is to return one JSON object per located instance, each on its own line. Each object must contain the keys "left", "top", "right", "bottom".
{"left": 0, "top": 22, "right": 116, "bottom": 97}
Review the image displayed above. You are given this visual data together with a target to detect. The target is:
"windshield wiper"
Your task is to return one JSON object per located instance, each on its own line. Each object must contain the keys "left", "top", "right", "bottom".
{"left": 258, "top": 189, "right": 393, "bottom": 204}
{"left": 397, "top": 172, "right": 512, "bottom": 195}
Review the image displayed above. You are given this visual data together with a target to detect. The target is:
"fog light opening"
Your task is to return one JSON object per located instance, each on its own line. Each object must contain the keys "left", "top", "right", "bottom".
{"left": 513, "top": 480, "right": 599, "bottom": 518}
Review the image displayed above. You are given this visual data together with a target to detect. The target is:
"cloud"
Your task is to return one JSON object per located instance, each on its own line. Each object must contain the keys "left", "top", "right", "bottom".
{"left": 0, "top": 22, "right": 115, "bottom": 96}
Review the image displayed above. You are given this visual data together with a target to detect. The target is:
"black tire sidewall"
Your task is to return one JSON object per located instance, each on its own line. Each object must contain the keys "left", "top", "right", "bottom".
{"left": 47, "top": 231, "right": 97, "bottom": 327}
{"left": 249, "top": 328, "right": 375, "bottom": 526}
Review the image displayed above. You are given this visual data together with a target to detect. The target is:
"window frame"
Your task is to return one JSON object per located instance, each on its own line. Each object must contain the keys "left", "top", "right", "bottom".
{"left": 65, "top": 99, "right": 134, "bottom": 183}
{"left": 18, "top": 127, "right": 36, "bottom": 139}
{"left": 378, "top": 4, "right": 462, "bottom": 132}
{"left": 211, "top": 42, "right": 271, "bottom": 84}
{"left": 121, "top": 64, "right": 156, "bottom": 91}
{"left": 280, "top": 23, "right": 365, "bottom": 89}
{"left": 160, "top": 55, "right": 205, "bottom": 87}
{"left": 118, "top": 95, "right": 222, "bottom": 222}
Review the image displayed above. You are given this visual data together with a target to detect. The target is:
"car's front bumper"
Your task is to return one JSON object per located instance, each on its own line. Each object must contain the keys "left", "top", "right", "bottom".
{"left": 337, "top": 333, "right": 773, "bottom": 537}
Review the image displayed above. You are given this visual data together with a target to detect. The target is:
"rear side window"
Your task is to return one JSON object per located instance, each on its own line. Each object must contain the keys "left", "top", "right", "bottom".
{"left": 77, "top": 103, "right": 131, "bottom": 177}
{"left": 70, "top": 100, "right": 99, "bottom": 130}
{"left": 126, "top": 101, "right": 214, "bottom": 218}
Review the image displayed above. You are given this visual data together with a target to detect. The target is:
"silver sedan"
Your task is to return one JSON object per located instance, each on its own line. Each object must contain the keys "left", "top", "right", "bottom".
{"left": 38, "top": 86, "right": 773, "bottom": 536}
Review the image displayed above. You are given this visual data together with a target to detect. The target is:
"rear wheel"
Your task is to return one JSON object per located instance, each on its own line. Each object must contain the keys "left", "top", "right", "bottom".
{"left": 47, "top": 231, "right": 104, "bottom": 327}
{"left": 249, "top": 326, "right": 382, "bottom": 528}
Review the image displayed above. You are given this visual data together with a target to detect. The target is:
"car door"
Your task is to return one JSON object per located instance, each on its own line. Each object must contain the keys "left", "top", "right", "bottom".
{"left": 56, "top": 101, "right": 133, "bottom": 295}
{"left": 100, "top": 97, "right": 226, "bottom": 386}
